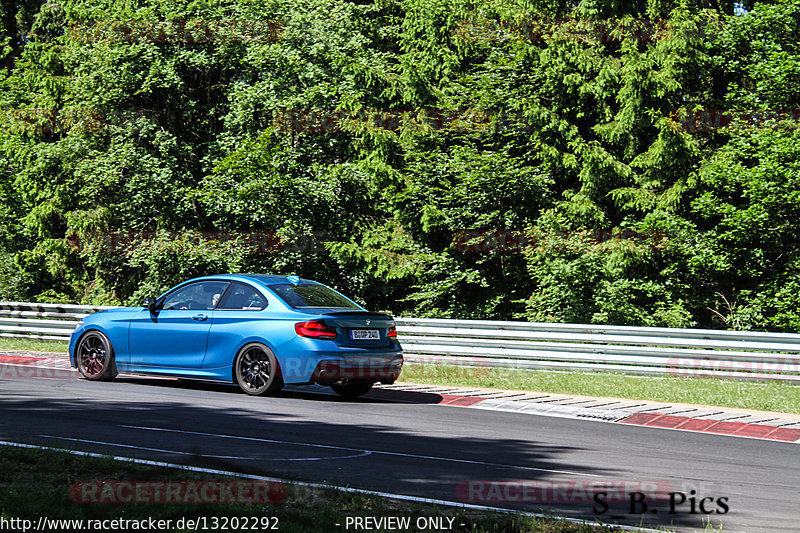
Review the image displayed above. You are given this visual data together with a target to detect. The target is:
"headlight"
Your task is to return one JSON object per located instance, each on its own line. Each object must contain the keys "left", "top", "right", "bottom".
{"left": 74, "top": 320, "right": 84, "bottom": 330}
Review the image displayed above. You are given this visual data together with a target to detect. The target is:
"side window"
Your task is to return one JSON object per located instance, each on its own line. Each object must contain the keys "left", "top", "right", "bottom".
{"left": 218, "top": 283, "right": 267, "bottom": 311}
{"left": 161, "top": 281, "right": 230, "bottom": 311}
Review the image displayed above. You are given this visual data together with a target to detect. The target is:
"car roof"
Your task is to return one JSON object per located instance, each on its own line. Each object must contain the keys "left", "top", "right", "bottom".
{"left": 190, "top": 273, "right": 318, "bottom": 289}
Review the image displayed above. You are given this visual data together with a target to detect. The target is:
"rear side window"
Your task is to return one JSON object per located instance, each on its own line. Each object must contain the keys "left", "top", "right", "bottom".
{"left": 218, "top": 283, "right": 267, "bottom": 310}
{"left": 270, "top": 284, "right": 361, "bottom": 310}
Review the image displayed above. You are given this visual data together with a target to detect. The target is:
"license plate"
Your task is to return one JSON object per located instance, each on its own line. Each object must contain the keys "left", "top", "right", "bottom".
{"left": 350, "top": 329, "right": 380, "bottom": 340}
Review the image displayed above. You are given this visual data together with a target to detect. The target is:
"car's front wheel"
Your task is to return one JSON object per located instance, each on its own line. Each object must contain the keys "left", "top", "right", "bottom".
{"left": 234, "top": 343, "right": 283, "bottom": 396}
{"left": 76, "top": 331, "right": 118, "bottom": 381}
{"left": 331, "top": 381, "right": 373, "bottom": 399}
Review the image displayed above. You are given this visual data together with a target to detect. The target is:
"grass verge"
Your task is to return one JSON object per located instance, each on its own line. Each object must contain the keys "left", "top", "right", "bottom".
{"left": 0, "top": 444, "right": 626, "bottom": 533}
{"left": 0, "top": 337, "right": 68, "bottom": 353}
{"left": 401, "top": 363, "right": 800, "bottom": 414}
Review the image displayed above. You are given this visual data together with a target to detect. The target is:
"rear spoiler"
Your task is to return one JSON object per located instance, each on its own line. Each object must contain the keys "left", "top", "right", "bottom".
{"left": 322, "top": 311, "right": 394, "bottom": 320}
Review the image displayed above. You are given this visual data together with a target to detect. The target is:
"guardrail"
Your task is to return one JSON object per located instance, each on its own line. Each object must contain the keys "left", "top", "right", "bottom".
{"left": 395, "top": 318, "right": 800, "bottom": 381}
{"left": 0, "top": 302, "right": 115, "bottom": 341}
{"left": 1, "top": 302, "right": 799, "bottom": 381}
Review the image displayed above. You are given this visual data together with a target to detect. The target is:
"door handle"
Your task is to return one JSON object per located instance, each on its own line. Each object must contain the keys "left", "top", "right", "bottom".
{"left": 192, "top": 314, "right": 208, "bottom": 321}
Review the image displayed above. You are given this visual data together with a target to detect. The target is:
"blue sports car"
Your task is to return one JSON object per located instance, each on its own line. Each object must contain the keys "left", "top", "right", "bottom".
{"left": 69, "top": 274, "right": 403, "bottom": 398}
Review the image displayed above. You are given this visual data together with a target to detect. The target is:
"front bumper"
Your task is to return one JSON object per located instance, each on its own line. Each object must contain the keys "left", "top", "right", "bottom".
{"left": 67, "top": 326, "right": 85, "bottom": 368}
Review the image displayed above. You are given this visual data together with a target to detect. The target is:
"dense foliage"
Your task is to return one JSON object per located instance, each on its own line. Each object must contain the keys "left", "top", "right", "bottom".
{"left": 1, "top": 0, "right": 798, "bottom": 330}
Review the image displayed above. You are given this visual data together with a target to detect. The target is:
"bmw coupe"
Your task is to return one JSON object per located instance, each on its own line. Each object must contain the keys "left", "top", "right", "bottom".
{"left": 69, "top": 274, "right": 403, "bottom": 398}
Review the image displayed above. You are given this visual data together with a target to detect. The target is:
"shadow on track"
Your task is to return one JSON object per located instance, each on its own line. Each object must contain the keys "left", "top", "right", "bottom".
{"left": 0, "top": 376, "right": 724, "bottom": 531}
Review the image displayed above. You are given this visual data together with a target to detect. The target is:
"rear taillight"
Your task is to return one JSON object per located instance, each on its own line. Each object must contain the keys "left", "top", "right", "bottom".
{"left": 387, "top": 325, "right": 397, "bottom": 339}
{"left": 295, "top": 320, "right": 337, "bottom": 339}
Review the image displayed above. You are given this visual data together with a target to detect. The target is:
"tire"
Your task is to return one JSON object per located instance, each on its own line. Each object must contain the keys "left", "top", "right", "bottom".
{"left": 331, "top": 381, "right": 373, "bottom": 399}
{"left": 76, "top": 331, "right": 118, "bottom": 381}
{"left": 234, "top": 342, "right": 283, "bottom": 396}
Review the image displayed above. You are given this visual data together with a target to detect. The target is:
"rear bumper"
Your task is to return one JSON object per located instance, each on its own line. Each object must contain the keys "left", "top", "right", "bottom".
{"left": 310, "top": 353, "right": 404, "bottom": 384}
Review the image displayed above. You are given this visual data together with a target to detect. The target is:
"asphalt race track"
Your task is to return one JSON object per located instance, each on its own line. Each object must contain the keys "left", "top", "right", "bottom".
{"left": 1, "top": 374, "right": 797, "bottom": 532}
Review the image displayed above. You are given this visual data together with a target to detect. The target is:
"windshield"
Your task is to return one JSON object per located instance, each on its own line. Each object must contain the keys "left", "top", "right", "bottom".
{"left": 270, "top": 284, "right": 362, "bottom": 310}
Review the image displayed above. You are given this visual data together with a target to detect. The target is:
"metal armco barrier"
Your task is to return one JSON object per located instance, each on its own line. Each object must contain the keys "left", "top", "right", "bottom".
{"left": 1, "top": 302, "right": 799, "bottom": 381}
{"left": 396, "top": 317, "right": 800, "bottom": 381}
{"left": 0, "top": 302, "right": 115, "bottom": 341}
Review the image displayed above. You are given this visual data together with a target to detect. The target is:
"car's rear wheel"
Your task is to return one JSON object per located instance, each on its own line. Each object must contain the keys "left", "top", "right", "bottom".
{"left": 76, "top": 331, "right": 118, "bottom": 381}
{"left": 331, "top": 381, "right": 373, "bottom": 399}
{"left": 234, "top": 343, "right": 283, "bottom": 396}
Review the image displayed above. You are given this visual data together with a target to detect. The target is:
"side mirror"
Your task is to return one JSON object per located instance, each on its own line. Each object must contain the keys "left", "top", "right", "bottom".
{"left": 143, "top": 296, "right": 156, "bottom": 311}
